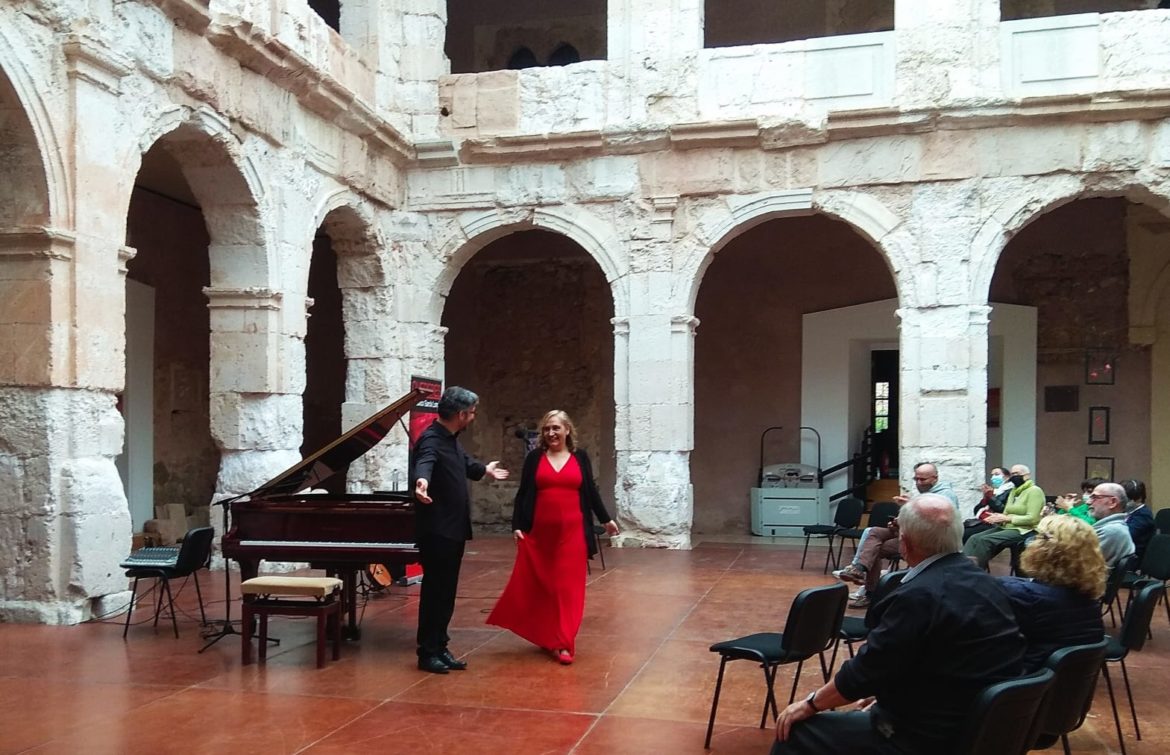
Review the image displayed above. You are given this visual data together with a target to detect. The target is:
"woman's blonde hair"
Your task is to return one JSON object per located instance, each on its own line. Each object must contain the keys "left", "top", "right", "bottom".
{"left": 538, "top": 410, "right": 576, "bottom": 452}
{"left": 1019, "top": 515, "right": 1107, "bottom": 599}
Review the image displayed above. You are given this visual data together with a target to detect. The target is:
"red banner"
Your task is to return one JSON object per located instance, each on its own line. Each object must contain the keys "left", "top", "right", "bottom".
{"left": 409, "top": 376, "right": 442, "bottom": 447}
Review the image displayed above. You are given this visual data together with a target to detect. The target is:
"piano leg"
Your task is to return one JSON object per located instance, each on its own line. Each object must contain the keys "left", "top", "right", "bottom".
{"left": 341, "top": 569, "right": 360, "bottom": 640}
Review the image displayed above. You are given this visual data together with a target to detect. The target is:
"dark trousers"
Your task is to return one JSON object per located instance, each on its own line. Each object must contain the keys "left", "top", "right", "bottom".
{"left": 962, "top": 521, "right": 996, "bottom": 543}
{"left": 770, "top": 711, "right": 914, "bottom": 755}
{"left": 416, "top": 533, "right": 465, "bottom": 658}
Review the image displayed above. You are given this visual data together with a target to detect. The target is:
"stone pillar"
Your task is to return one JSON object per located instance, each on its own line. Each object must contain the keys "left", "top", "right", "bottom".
{"left": 206, "top": 287, "right": 302, "bottom": 506}
{"left": 612, "top": 303, "right": 696, "bottom": 549}
{"left": 607, "top": 0, "right": 704, "bottom": 123}
{"left": 893, "top": 0, "right": 1001, "bottom": 106}
{"left": 1152, "top": 307, "right": 1170, "bottom": 509}
{"left": 361, "top": 0, "right": 448, "bottom": 139}
{"left": 0, "top": 35, "right": 143, "bottom": 623}
{"left": 896, "top": 304, "right": 994, "bottom": 511}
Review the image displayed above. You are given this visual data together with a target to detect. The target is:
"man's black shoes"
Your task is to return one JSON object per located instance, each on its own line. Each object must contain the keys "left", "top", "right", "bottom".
{"left": 437, "top": 650, "right": 467, "bottom": 670}
{"left": 418, "top": 655, "right": 450, "bottom": 674}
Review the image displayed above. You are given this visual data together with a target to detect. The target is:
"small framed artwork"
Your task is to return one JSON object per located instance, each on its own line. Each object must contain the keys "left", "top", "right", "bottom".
{"left": 1085, "top": 456, "right": 1114, "bottom": 481}
{"left": 1043, "top": 385, "right": 1079, "bottom": 413}
{"left": 1088, "top": 406, "right": 1110, "bottom": 445}
{"left": 1085, "top": 352, "right": 1116, "bottom": 385}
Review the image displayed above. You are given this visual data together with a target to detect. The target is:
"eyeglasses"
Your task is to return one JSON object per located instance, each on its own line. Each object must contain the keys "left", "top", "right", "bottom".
{"left": 913, "top": 476, "right": 934, "bottom": 482}
{"left": 1088, "top": 494, "right": 1116, "bottom": 500}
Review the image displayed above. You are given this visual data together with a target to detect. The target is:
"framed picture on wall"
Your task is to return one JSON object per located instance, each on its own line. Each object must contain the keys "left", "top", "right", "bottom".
{"left": 1085, "top": 456, "right": 1114, "bottom": 481}
{"left": 1088, "top": 406, "right": 1110, "bottom": 445}
{"left": 1085, "top": 353, "right": 1116, "bottom": 385}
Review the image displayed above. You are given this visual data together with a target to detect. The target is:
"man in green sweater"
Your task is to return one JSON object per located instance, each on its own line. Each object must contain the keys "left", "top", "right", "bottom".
{"left": 961, "top": 464, "right": 1046, "bottom": 568}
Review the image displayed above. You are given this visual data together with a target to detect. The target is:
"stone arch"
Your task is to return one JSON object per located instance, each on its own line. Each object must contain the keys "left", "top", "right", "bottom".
{"left": 309, "top": 192, "right": 388, "bottom": 290}
{"left": 679, "top": 189, "right": 908, "bottom": 314}
{"left": 969, "top": 174, "right": 1170, "bottom": 304}
{"left": 0, "top": 34, "right": 65, "bottom": 227}
{"left": 130, "top": 105, "right": 271, "bottom": 289}
{"left": 432, "top": 205, "right": 628, "bottom": 322}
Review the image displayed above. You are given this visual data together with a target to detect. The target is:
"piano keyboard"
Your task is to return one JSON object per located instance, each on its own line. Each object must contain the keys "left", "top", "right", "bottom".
{"left": 238, "top": 540, "right": 416, "bottom": 550}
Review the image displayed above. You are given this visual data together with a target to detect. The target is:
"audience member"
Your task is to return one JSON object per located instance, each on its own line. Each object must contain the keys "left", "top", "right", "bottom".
{"left": 1088, "top": 482, "right": 1136, "bottom": 566}
{"left": 1049, "top": 478, "right": 1101, "bottom": 524}
{"left": 772, "top": 494, "right": 1025, "bottom": 754}
{"left": 963, "top": 466, "right": 1013, "bottom": 543}
{"left": 998, "top": 516, "right": 1106, "bottom": 671}
{"left": 962, "top": 464, "right": 1045, "bottom": 568}
{"left": 834, "top": 462, "right": 957, "bottom": 608}
{"left": 1121, "top": 479, "right": 1155, "bottom": 563}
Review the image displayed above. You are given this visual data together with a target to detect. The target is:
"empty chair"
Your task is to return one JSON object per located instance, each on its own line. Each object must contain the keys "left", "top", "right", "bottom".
{"left": 704, "top": 582, "right": 848, "bottom": 749}
{"left": 1154, "top": 507, "right": 1170, "bottom": 535}
{"left": 122, "top": 526, "right": 214, "bottom": 639}
{"left": 952, "top": 668, "right": 1055, "bottom": 755}
{"left": 1030, "top": 638, "right": 1109, "bottom": 754}
{"left": 830, "top": 569, "right": 907, "bottom": 674}
{"left": 1126, "top": 533, "right": 1170, "bottom": 628}
{"left": 800, "top": 496, "right": 864, "bottom": 573}
{"left": 1101, "top": 579, "right": 1164, "bottom": 755}
{"left": 588, "top": 524, "right": 608, "bottom": 573}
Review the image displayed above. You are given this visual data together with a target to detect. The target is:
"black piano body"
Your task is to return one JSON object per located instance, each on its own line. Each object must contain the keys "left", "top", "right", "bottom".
{"left": 221, "top": 388, "right": 427, "bottom": 638}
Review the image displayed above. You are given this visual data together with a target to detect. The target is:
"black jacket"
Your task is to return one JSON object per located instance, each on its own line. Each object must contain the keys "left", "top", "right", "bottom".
{"left": 511, "top": 448, "right": 613, "bottom": 558}
{"left": 835, "top": 552, "right": 1025, "bottom": 753}
{"left": 410, "top": 420, "right": 486, "bottom": 542}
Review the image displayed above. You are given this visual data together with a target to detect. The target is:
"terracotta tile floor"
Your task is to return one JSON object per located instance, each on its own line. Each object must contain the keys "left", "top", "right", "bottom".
{"left": 2, "top": 536, "right": 1168, "bottom": 754}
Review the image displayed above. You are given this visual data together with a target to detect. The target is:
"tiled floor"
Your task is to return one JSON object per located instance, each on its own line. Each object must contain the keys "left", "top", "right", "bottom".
{"left": 2, "top": 536, "right": 1167, "bottom": 754}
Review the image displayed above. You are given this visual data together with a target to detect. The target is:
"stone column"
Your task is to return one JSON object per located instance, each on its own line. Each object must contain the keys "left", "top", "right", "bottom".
{"left": 0, "top": 34, "right": 137, "bottom": 623}
{"left": 206, "top": 288, "right": 302, "bottom": 506}
{"left": 358, "top": 0, "right": 448, "bottom": 139}
{"left": 896, "top": 304, "right": 994, "bottom": 510}
{"left": 612, "top": 300, "right": 697, "bottom": 549}
{"left": 607, "top": 0, "right": 704, "bottom": 123}
{"left": 893, "top": 0, "right": 1001, "bottom": 106}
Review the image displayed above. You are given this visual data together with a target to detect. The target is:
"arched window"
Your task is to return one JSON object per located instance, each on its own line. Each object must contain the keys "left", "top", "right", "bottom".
{"left": 547, "top": 42, "right": 581, "bottom": 66}
{"left": 507, "top": 46, "right": 540, "bottom": 70}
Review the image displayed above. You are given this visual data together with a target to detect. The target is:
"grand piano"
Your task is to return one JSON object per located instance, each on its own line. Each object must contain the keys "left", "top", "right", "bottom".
{"left": 221, "top": 388, "right": 426, "bottom": 638}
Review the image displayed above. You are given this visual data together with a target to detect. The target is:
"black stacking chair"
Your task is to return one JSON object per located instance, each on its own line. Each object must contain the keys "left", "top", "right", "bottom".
{"left": 704, "top": 582, "right": 848, "bottom": 749}
{"left": 1101, "top": 579, "right": 1163, "bottom": 755}
{"left": 953, "top": 668, "right": 1055, "bottom": 755}
{"left": 1125, "top": 533, "right": 1170, "bottom": 628}
{"left": 1154, "top": 508, "right": 1170, "bottom": 535}
{"left": 800, "top": 497, "right": 864, "bottom": 573}
{"left": 1102, "top": 553, "right": 1140, "bottom": 627}
{"left": 829, "top": 569, "right": 907, "bottom": 674}
{"left": 1030, "top": 638, "right": 1109, "bottom": 754}
{"left": 835, "top": 500, "right": 900, "bottom": 560}
{"left": 123, "top": 526, "right": 214, "bottom": 639}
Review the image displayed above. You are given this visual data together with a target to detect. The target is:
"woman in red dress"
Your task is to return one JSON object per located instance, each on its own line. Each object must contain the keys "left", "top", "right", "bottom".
{"left": 487, "top": 410, "right": 619, "bottom": 664}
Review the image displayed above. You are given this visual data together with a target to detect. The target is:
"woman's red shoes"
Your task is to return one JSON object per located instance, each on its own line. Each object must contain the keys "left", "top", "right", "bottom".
{"left": 556, "top": 649, "right": 574, "bottom": 665}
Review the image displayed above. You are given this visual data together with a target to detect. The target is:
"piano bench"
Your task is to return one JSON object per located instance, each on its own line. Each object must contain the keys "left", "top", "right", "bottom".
{"left": 240, "top": 577, "right": 343, "bottom": 669}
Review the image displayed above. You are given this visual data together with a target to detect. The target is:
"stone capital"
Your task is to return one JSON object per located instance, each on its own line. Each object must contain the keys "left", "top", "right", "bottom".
{"left": 203, "top": 287, "right": 283, "bottom": 311}
{"left": 63, "top": 34, "right": 132, "bottom": 95}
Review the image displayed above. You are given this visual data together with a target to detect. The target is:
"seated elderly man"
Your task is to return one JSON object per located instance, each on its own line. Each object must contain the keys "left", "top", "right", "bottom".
{"left": 833, "top": 462, "right": 958, "bottom": 608}
{"left": 1088, "top": 481, "right": 1137, "bottom": 567}
{"left": 772, "top": 494, "right": 1025, "bottom": 755}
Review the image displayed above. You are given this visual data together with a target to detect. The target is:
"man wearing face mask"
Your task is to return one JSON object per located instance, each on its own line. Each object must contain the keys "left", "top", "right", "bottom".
{"left": 962, "top": 464, "right": 1045, "bottom": 569}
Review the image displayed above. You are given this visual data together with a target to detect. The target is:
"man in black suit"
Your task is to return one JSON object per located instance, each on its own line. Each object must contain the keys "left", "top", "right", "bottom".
{"left": 412, "top": 386, "right": 509, "bottom": 673}
{"left": 772, "top": 494, "right": 1025, "bottom": 754}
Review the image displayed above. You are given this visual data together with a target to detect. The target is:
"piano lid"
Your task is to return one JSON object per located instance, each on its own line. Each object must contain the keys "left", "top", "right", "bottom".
{"left": 250, "top": 387, "right": 427, "bottom": 498}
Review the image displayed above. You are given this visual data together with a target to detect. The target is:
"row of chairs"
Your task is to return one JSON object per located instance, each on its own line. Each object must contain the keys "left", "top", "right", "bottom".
{"left": 704, "top": 576, "right": 1166, "bottom": 754}
{"left": 799, "top": 498, "right": 899, "bottom": 574}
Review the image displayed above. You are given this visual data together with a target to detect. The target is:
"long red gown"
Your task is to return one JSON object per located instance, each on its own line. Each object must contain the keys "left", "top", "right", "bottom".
{"left": 487, "top": 453, "right": 588, "bottom": 654}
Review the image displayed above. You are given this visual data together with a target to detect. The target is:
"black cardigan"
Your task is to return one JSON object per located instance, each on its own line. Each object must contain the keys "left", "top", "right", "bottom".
{"left": 510, "top": 448, "right": 614, "bottom": 558}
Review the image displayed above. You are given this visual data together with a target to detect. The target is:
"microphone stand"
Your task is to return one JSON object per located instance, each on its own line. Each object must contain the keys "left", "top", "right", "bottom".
{"left": 198, "top": 496, "right": 239, "bottom": 652}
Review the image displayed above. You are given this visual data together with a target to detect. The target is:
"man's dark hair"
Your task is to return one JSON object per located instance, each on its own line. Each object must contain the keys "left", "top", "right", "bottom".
{"left": 437, "top": 386, "right": 479, "bottom": 419}
{"left": 1121, "top": 479, "right": 1146, "bottom": 504}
